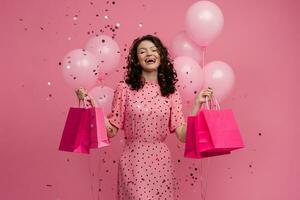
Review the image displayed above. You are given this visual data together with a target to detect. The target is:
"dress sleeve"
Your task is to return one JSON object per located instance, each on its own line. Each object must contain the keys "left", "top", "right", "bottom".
{"left": 107, "top": 82, "right": 127, "bottom": 130}
{"left": 169, "top": 90, "right": 186, "bottom": 133}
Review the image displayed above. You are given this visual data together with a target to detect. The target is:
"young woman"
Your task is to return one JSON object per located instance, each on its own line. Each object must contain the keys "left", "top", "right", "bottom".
{"left": 104, "top": 35, "right": 212, "bottom": 200}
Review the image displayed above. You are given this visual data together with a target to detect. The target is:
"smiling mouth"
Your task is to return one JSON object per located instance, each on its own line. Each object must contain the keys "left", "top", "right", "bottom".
{"left": 145, "top": 57, "right": 156, "bottom": 64}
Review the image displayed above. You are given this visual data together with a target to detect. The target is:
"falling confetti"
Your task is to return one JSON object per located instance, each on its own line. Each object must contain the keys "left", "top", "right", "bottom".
{"left": 45, "top": 184, "right": 53, "bottom": 187}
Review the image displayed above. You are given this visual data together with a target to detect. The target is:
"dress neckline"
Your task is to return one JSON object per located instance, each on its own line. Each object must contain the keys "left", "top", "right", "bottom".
{"left": 144, "top": 79, "right": 158, "bottom": 85}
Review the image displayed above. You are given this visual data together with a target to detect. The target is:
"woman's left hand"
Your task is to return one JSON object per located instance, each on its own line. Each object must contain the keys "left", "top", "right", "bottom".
{"left": 194, "top": 87, "right": 213, "bottom": 106}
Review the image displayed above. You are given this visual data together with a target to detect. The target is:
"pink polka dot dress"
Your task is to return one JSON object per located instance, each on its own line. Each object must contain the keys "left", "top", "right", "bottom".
{"left": 107, "top": 80, "right": 185, "bottom": 200}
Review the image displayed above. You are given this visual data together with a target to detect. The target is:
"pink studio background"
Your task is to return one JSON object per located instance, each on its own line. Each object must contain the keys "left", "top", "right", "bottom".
{"left": 1, "top": 0, "right": 299, "bottom": 199}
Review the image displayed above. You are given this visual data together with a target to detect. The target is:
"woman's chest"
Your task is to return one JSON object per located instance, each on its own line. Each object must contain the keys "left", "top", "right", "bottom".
{"left": 125, "top": 87, "right": 171, "bottom": 118}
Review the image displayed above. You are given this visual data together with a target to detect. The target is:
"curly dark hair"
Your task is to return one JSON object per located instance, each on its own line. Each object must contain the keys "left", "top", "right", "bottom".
{"left": 124, "top": 35, "right": 178, "bottom": 97}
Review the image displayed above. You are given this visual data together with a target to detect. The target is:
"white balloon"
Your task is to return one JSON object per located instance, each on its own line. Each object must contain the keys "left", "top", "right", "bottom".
{"left": 203, "top": 61, "right": 235, "bottom": 102}
{"left": 89, "top": 85, "right": 114, "bottom": 115}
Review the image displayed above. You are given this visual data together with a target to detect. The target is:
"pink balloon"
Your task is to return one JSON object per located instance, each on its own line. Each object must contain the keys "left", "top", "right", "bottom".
{"left": 171, "top": 31, "right": 203, "bottom": 63}
{"left": 88, "top": 85, "right": 114, "bottom": 115}
{"left": 203, "top": 61, "right": 235, "bottom": 102}
{"left": 85, "top": 35, "right": 121, "bottom": 81}
{"left": 174, "top": 56, "right": 204, "bottom": 104}
{"left": 185, "top": 1, "right": 224, "bottom": 47}
{"left": 61, "top": 49, "right": 98, "bottom": 89}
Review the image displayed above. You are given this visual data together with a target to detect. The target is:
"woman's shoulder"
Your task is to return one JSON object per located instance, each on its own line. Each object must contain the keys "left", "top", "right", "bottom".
{"left": 116, "top": 80, "right": 130, "bottom": 91}
{"left": 167, "top": 87, "right": 180, "bottom": 98}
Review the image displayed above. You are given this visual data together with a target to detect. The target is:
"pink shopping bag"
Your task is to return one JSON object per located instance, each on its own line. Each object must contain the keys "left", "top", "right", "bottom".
{"left": 59, "top": 107, "right": 109, "bottom": 154}
{"left": 89, "top": 108, "right": 109, "bottom": 149}
{"left": 59, "top": 108, "right": 91, "bottom": 154}
{"left": 184, "top": 115, "right": 231, "bottom": 159}
{"left": 195, "top": 96, "right": 244, "bottom": 154}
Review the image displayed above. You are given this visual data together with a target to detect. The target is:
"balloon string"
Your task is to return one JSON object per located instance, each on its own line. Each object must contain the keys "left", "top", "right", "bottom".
{"left": 88, "top": 153, "right": 102, "bottom": 200}
{"left": 97, "top": 65, "right": 123, "bottom": 86}
{"left": 200, "top": 160, "right": 204, "bottom": 200}
{"left": 201, "top": 47, "right": 206, "bottom": 68}
{"left": 97, "top": 154, "right": 101, "bottom": 200}
{"left": 88, "top": 157, "right": 94, "bottom": 199}
{"left": 200, "top": 158, "right": 210, "bottom": 200}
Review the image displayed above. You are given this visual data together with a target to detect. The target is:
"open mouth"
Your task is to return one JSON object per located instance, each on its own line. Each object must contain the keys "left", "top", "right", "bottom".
{"left": 145, "top": 57, "right": 156, "bottom": 64}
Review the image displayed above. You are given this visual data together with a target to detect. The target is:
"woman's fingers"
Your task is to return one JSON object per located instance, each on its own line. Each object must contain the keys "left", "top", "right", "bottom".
{"left": 202, "top": 91, "right": 213, "bottom": 96}
{"left": 207, "top": 87, "right": 213, "bottom": 93}
{"left": 104, "top": 117, "right": 114, "bottom": 133}
{"left": 201, "top": 89, "right": 213, "bottom": 100}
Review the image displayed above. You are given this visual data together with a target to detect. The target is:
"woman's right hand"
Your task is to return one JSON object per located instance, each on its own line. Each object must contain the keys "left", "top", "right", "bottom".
{"left": 104, "top": 116, "right": 117, "bottom": 138}
{"left": 75, "top": 88, "right": 88, "bottom": 100}
{"left": 75, "top": 88, "right": 95, "bottom": 107}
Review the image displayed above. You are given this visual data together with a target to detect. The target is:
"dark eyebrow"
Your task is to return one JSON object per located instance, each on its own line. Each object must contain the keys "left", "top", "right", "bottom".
{"left": 137, "top": 46, "right": 157, "bottom": 51}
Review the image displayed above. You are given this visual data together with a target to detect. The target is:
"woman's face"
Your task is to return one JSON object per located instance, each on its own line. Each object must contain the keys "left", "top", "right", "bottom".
{"left": 137, "top": 40, "right": 161, "bottom": 72}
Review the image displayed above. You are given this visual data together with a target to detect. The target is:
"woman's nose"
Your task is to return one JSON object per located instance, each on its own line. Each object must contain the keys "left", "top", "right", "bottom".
{"left": 145, "top": 50, "right": 152, "bottom": 56}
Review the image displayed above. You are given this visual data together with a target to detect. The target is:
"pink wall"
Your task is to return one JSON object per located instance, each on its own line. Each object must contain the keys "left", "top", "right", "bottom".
{"left": 1, "top": 0, "right": 299, "bottom": 199}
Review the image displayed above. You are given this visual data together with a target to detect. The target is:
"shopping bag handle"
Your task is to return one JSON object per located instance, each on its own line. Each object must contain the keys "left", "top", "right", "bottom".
{"left": 204, "top": 95, "right": 220, "bottom": 110}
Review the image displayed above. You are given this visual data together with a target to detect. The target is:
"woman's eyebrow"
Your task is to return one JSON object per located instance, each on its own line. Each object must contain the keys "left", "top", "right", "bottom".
{"left": 138, "top": 46, "right": 157, "bottom": 51}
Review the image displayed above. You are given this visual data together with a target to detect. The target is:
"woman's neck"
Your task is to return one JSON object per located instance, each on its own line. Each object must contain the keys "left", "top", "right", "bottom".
{"left": 142, "top": 70, "right": 158, "bottom": 81}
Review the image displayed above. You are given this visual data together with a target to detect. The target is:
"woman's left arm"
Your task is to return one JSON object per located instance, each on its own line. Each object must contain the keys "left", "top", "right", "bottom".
{"left": 175, "top": 102, "right": 202, "bottom": 143}
{"left": 175, "top": 87, "right": 213, "bottom": 143}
